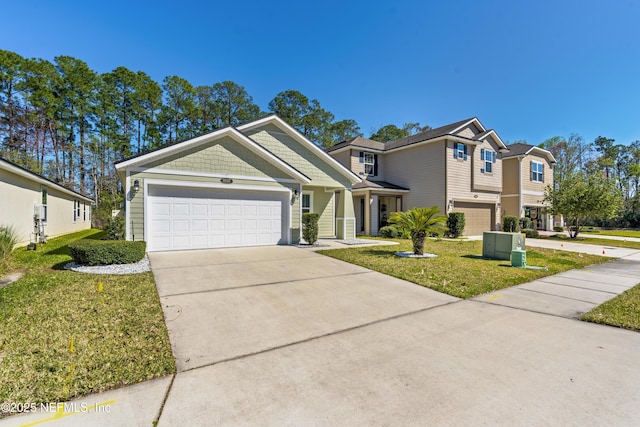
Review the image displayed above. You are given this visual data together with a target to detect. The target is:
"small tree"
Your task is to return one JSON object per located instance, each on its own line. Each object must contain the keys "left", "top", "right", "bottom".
{"left": 389, "top": 207, "right": 447, "bottom": 255}
{"left": 519, "top": 217, "right": 532, "bottom": 230}
{"left": 544, "top": 172, "right": 623, "bottom": 238}
{"left": 446, "top": 212, "right": 465, "bottom": 238}
{"left": 302, "top": 213, "right": 320, "bottom": 245}
{"left": 502, "top": 216, "right": 518, "bottom": 232}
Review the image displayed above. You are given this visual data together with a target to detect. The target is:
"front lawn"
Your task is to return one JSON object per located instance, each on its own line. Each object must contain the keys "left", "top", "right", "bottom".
{"left": 0, "top": 230, "right": 175, "bottom": 409}
{"left": 542, "top": 234, "right": 640, "bottom": 250}
{"left": 581, "top": 284, "right": 640, "bottom": 331}
{"left": 318, "top": 239, "right": 607, "bottom": 299}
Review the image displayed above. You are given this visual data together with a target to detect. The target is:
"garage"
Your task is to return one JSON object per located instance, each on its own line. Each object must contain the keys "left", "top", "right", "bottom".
{"left": 147, "top": 185, "right": 289, "bottom": 251}
{"left": 452, "top": 202, "right": 494, "bottom": 236}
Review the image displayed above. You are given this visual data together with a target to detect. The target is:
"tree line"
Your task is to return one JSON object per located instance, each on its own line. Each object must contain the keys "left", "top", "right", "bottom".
{"left": 541, "top": 134, "right": 640, "bottom": 231}
{"left": 0, "top": 49, "right": 434, "bottom": 226}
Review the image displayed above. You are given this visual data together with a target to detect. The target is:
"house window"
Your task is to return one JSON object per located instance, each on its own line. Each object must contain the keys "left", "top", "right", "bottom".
{"left": 531, "top": 161, "right": 544, "bottom": 182}
{"left": 41, "top": 188, "right": 48, "bottom": 223}
{"left": 359, "top": 152, "right": 377, "bottom": 175}
{"left": 83, "top": 203, "right": 87, "bottom": 222}
{"left": 302, "top": 192, "right": 313, "bottom": 214}
{"left": 481, "top": 148, "right": 496, "bottom": 173}
{"left": 453, "top": 142, "right": 467, "bottom": 160}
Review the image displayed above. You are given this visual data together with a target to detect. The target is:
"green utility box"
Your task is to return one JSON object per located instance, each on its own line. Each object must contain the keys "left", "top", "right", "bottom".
{"left": 482, "top": 231, "right": 526, "bottom": 260}
{"left": 511, "top": 249, "right": 527, "bottom": 267}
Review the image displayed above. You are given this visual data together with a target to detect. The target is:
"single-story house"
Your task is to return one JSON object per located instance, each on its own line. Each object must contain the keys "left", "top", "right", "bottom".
{"left": 114, "top": 115, "right": 361, "bottom": 252}
{"left": 0, "top": 157, "right": 94, "bottom": 246}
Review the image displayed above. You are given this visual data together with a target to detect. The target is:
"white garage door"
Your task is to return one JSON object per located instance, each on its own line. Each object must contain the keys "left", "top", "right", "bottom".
{"left": 147, "top": 186, "right": 289, "bottom": 251}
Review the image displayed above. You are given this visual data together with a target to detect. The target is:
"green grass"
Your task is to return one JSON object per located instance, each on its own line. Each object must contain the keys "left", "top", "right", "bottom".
{"left": 582, "top": 229, "right": 640, "bottom": 239}
{"left": 581, "top": 284, "right": 640, "bottom": 331}
{"left": 318, "top": 238, "right": 608, "bottom": 299}
{"left": 0, "top": 230, "right": 175, "bottom": 407}
{"left": 543, "top": 234, "right": 640, "bottom": 250}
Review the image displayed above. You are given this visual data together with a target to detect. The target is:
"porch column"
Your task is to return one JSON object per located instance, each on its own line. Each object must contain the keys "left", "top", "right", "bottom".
{"left": 335, "top": 188, "right": 356, "bottom": 239}
{"left": 364, "top": 191, "right": 371, "bottom": 235}
{"left": 370, "top": 194, "right": 379, "bottom": 235}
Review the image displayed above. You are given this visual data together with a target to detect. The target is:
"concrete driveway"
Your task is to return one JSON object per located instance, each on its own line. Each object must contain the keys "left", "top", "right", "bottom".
{"left": 149, "top": 246, "right": 640, "bottom": 426}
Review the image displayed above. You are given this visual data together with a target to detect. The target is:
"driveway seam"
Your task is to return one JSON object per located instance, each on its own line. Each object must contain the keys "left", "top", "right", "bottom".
{"left": 154, "top": 373, "right": 176, "bottom": 426}
{"left": 178, "top": 299, "right": 461, "bottom": 374}
{"left": 149, "top": 255, "right": 320, "bottom": 271}
{"left": 515, "top": 287, "right": 607, "bottom": 304}
{"left": 547, "top": 275, "right": 633, "bottom": 288}
{"left": 532, "top": 279, "right": 620, "bottom": 294}
{"left": 471, "top": 299, "right": 591, "bottom": 320}
{"left": 160, "top": 271, "right": 374, "bottom": 298}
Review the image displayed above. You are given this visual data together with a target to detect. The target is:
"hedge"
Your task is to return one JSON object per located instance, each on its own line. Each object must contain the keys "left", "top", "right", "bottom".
{"left": 446, "top": 212, "right": 465, "bottom": 238}
{"left": 68, "top": 239, "right": 146, "bottom": 266}
{"left": 302, "top": 213, "right": 320, "bottom": 245}
{"left": 503, "top": 215, "right": 519, "bottom": 232}
{"left": 379, "top": 226, "right": 399, "bottom": 238}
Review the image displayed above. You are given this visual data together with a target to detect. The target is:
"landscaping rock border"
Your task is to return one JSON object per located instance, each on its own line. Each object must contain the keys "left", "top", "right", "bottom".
{"left": 64, "top": 255, "right": 151, "bottom": 275}
{"left": 394, "top": 251, "right": 438, "bottom": 258}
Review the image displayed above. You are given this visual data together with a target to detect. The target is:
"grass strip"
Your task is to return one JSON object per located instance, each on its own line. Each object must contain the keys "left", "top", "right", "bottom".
{"left": 318, "top": 238, "right": 607, "bottom": 299}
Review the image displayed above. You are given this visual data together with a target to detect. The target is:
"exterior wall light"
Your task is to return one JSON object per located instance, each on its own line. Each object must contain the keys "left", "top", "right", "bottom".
{"left": 133, "top": 179, "right": 140, "bottom": 192}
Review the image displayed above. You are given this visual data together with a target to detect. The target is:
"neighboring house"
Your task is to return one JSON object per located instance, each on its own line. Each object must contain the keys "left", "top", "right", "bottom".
{"left": 114, "top": 115, "right": 360, "bottom": 252}
{"left": 327, "top": 118, "right": 509, "bottom": 236}
{"left": 501, "top": 143, "right": 556, "bottom": 230}
{"left": 0, "top": 157, "right": 93, "bottom": 246}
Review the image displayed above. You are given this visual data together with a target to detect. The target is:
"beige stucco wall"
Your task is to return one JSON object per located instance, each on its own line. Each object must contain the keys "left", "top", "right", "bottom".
{"left": 501, "top": 196, "right": 520, "bottom": 220}
{"left": 0, "top": 168, "right": 91, "bottom": 246}
{"left": 472, "top": 137, "right": 503, "bottom": 192}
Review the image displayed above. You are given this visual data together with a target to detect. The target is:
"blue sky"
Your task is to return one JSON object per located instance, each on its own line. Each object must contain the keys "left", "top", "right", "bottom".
{"left": 2, "top": 0, "right": 639, "bottom": 146}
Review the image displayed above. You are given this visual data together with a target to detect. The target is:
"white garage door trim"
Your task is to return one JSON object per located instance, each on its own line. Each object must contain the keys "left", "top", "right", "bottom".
{"left": 143, "top": 179, "right": 292, "bottom": 251}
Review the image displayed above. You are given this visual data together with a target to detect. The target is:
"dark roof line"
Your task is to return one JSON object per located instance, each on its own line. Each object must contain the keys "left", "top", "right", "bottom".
{"left": 0, "top": 156, "right": 94, "bottom": 201}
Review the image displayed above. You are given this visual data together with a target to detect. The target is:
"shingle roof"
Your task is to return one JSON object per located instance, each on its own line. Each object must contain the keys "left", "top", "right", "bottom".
{"left": 353, "top": 179, "right": 409, "bottom": 191}
{"left": 326, "top": 136, "right": 385, "bottom": 153}
{"left": 326, "top": 117, "right": 481, "bottom": 153}
{"left": 502, "top": 143, "right": 535, "bottom": 158}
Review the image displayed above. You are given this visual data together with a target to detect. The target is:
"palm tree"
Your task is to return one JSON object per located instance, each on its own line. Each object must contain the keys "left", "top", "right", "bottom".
{"left": 388, "top": 207, "right": 447, "bottom": 255}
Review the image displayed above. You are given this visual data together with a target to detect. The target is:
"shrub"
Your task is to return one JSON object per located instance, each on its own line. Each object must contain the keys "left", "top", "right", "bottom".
{"left": 519, "top": 217, "right": 532, "bottom": 230}
{"left": 302, "top": 213, "right": 320, "bottom": 245}
{"left": 524, "top": 229, "right": 539, "bottom": 238}
{"left": 0, "top": 225, "right": 18, "bottom": 270}
{"left": 446, "top": 212, "right": 465, "bottom": 238}
{"left": 107, "top": 216, "right": 125, "bottom": 240}
{"left": 68, "top": 240, "right": 146, "bottom": 266}
{"left": 502, "top": 216, "right": 519, "bottom": 232}
{"left": 553, "top": 226, "right": 564, "bottom": 232}
{"left": 379, "top": 226, "right": 399, "bottom": 238}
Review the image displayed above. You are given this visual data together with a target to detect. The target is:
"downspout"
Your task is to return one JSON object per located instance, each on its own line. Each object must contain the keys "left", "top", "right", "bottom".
{"left": 518, "top": 157, "right": 523, "bottom": 218}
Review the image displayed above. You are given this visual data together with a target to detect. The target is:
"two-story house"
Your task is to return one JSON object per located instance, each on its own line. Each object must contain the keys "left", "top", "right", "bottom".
{"left": 501, "top": 143, "right": 556, "bottom": 230}
{"left": 327, "top": 118, "right": 509, "bottom": 236}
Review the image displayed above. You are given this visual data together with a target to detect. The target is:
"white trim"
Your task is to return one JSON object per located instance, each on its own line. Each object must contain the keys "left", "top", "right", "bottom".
{"left": 115, "top": 127, "right": 311, "bottom": 184}
{"left": 0, "top": 158, "right": 93, "bottom": 203}
{"left": 450, "top": 118, "right": 485, "bottom": 135}
{"left": 143, "top": 178, "right": 292, "bottom": 250}
{"left": 237, "top": 115, "right": 362, "bottom": 184}
{"left": 473, "top": 129, "right": 508, "bottom": 150}
{"left": 522, "top": 189, "right": 545, "bottom": 196}
{"left": 501, "top": 194, "right": 519, "bottom": 198}
{"left": 525, "top": 146, "right": 557, "bottom": 163}
{"left": 518, "top": 157, "right": 523, "bottom": 217}
{"left": 352, "top": 188, "right": 409, "bottom": 195}
{"left": 125, "top": 170, "right": 131, "bottom": 240}
{"left": 390, "top": 135, "right": 482, "bottom": 154}
{"left": 128, "top": 166, "right": 300, "bottom": 184}
{"left": 327, "top": 146, "right": 384, "bottom": 156}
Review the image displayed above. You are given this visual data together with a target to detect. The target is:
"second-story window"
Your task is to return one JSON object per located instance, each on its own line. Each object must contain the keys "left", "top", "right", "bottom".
{"left": 359, "top": 152, "right": 377, "bottom": 175}
{"left": 453, "top": 142, "right": 467, "bottom": 160}
{"left": 480, "top": 148, "right": 496, "bottom": 173}
{"left": 531, "top": 161, "right": 544, "bottom": 182}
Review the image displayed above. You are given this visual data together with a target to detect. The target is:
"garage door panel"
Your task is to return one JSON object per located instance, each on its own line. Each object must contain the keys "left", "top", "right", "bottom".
{"left": 146, "top": 185, "right": 289, "bottom": 251}
{"left": 453, "top": 202, "right": 494, "bottom": 236}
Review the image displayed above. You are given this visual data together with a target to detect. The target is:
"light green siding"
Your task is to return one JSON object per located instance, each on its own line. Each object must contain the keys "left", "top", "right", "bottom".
{"left": 246, "top": 125, "right": 353, "bottom": 188}
{"left": 143, "top": 136, "right": 293, "bottom": 180}
{"left": 303, "top": 187, "right": 335, "bottom": 238}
